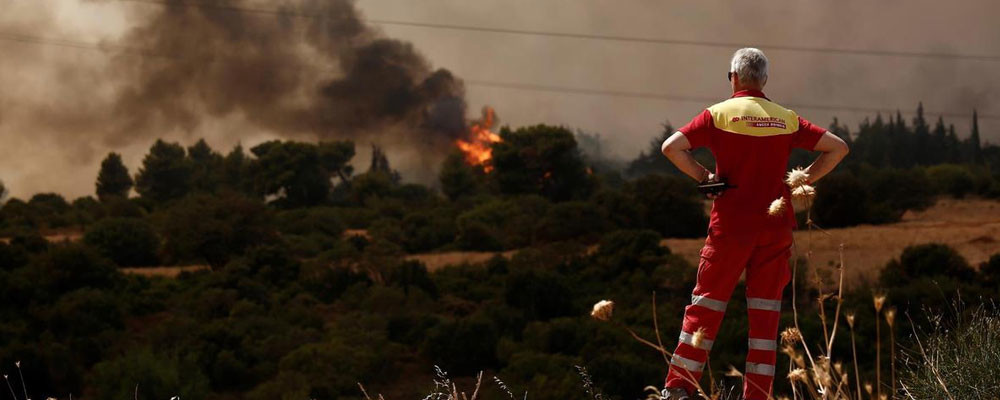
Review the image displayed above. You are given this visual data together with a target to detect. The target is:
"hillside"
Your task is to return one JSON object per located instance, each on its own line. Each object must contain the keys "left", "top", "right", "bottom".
{"left": 664, "top": 198, "right": 1000, "bottom": 283}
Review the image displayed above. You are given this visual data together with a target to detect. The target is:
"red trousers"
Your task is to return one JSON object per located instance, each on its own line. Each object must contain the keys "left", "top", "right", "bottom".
{"left": 664, "top": 227, "right": 793, "bottom": 400}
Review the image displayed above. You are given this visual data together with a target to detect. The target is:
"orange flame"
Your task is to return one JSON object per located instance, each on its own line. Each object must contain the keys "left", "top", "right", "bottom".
{"left": 455, "top": 106, "right": 501, "bottom": 172}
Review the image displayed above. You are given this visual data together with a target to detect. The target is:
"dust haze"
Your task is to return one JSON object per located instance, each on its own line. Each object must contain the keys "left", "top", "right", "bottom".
{"left": 1, "top": 0, "right": 998, "bottom": 198}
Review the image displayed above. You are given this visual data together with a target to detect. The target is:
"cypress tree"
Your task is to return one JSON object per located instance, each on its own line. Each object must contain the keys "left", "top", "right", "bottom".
{"left": 96, "top": 152, "right": 134, "bottom": 200}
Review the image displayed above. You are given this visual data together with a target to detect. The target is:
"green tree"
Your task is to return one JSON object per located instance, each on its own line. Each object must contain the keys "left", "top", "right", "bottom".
{"left": 249, "top": 140, "right": 354, "bottom": 207}
{"left": 187, "top": 139, "right": 224, "bottom": 193}
{"left": 439, "top": 151, "right": 483, "bottom": 201}
{"left": 83, "top": 217, "right": 160, "bottom": 266}
{"left": 491, "top": 124, "right": 594, "bottom": 201}
{"left": 135, "top": 139, "right": 193, "bottom": 203}
{"left": 158, "top": 193, "right": 276, "bottom": 267}
{"left": 95, "top": 152, "right": 133, "bottom": 200}
{"left": 623, "top": 174, "right": 707, "bottom": 238}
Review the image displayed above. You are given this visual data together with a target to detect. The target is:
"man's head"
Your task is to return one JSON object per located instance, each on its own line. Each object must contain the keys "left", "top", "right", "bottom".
{"left": 728, "top": 48, "right": 768, "bottom": 92}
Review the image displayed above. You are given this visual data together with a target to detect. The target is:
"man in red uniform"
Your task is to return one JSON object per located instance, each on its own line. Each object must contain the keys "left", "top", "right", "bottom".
{"left": 659, "top": 48, "right": 849, "bottom": 400}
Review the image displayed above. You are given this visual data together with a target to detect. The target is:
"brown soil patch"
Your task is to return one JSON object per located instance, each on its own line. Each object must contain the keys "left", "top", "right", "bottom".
{"left": 406, "top": 250, "right": 518, "bottom": 272}
{"left": 120, "top": 265, "right": 210, "bottom": 278}
{"left": 662, "top": 198, "right": 1000, "bottom": 285}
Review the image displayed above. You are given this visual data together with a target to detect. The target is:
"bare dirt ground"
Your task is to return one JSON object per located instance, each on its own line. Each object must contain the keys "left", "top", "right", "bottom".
{"left": 663, "top": 198, "right": 1000, "bottom": 284}
{"left": 120, "top": 265, "right": 211, "bottom": 277}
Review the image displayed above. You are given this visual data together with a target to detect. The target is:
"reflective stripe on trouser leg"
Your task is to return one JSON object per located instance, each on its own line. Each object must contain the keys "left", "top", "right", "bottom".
{"left": 746, "top": 297, "right": 781, "bottom": 312}
{"left": 748, "top": 338, "right": 776, "bottom": 351}
{"left": 691, "top": 294, "right": 728, "bottom": 312}
{"left": 679, "top": 331, "right": 714, "bottom": 350}
{"left": 671, "top": 354, "right": 705, "bottom": 372}
{"left": 745, "top": 362, "right": 775, "bottom": 376}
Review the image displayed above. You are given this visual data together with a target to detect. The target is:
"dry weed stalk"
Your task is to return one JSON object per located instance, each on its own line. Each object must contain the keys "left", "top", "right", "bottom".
{"left": 873, "top": 292, "right": 886, "bottom": 399}
{"left": 884, "top": 308, "right": 896, "bottom": 399}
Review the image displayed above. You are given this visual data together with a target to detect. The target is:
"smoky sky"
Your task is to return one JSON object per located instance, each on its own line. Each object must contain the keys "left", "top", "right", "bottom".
{"left": 1, "top": 0, "right": 999, "bottom": 198}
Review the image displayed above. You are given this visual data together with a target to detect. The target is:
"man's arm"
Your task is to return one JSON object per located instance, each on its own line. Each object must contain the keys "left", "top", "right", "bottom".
{"left": 803, "top": 131, "right": 849, "bottom": 183}
{"left": 661, "top": 131, "right": 712, "bottom": 182}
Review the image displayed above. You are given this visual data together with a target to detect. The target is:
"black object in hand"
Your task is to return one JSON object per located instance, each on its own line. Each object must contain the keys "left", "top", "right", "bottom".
{"left": 697, "top": 180, "right": 736, "bottom": 195}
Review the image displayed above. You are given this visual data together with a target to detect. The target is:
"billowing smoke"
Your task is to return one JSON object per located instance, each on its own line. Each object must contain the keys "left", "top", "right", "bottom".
{"left": 109, "top": 0, "right": 467, "bottom": 157}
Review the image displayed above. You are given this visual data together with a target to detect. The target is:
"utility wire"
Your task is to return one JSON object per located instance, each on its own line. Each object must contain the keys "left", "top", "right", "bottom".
{"left": 113, "top": 0, "right": 1000, "bottom": 63}
{"left": 1, "top": 30, "right": 997, "bottom": 121}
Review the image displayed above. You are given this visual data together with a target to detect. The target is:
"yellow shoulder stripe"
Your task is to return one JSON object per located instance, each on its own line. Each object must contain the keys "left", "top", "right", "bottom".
{"left": 707, "top": 97, "right": 799, "bottom": 137}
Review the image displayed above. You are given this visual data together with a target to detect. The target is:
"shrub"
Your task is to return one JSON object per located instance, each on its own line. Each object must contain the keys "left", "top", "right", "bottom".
{"left": 158, "top": 193, "right": 276, "bottom": 267}
{"left": 84, "top": 217, "right": 160, "bottom": 266}
{"left": 900, "top": 306, "right": 1000, "bottom": 398}
{"left": 455, "top": 195, "right": 550, "bottom": 250}
{"left": 880, "top": 243, "right": 976, "bottom": 285}
{"left": 89, "top": 348, "right": 210, "bottom": 400}
{"left": 812, "top": 172, "right": 872, "bottom": 227}
{"left": 926, "top": 164, "right": 976, "bottom": 198}
{"left": 623, "top": 174, "right": 707, "bottom": 238}
{"left": 535, "top": 201, "right": 611, "bottom": 242}
{"left": 422, "top": 316, "right": 499, "bottom": 375}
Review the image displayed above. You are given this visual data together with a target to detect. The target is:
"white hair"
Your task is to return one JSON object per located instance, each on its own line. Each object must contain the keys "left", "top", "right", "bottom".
{"left": 730, "top": 48, "right": 768, "bottom": 87}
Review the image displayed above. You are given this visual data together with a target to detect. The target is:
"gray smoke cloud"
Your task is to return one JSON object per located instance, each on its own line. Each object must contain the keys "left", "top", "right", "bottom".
{"left": 108, "top": 0, "right": 467, "bottom": 155}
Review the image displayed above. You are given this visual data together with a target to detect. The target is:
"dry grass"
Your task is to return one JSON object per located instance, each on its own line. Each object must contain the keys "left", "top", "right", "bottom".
{"left": 664, "top": 198, "right": 1000, "bottom": 285}
{"left": 120, "top": 265, "right": 210, "bottom": 277}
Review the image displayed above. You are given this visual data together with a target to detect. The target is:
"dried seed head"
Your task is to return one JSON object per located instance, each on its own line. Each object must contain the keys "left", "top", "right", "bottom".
{"left": 845, "top": 312, "right": 856, "bottom": 328}
{"left": 885, "top": 307, "right": 896, "bottom": 328}
{"left": 873, "top": 293, "right": 887, "bottom": 312}
{"left": 786, "top": 168, "right": 811, "bottom": 188}
{"left": 864, "top": 383, "right": 873, "bottom": 394}
{"left": 834, "top": 362, "right": 843, "bottom": 373}
{"left": 590, "top": 300, "right": 614, "bottom": 321}
{"left": 767, "top": 197, "right": 786, "bottom": 216}
{"left": 692, "top": 327, "right": 706, "bottom": 350}
{"left": 793, "top": 355, "right": 805, "bottom": 368}
{"left": 780, "top": 345, "right": 797, "bottom": 357}
{"left": 879, "top": 395, "right": 888, "bottom": 400}
{"left": 787, "top": 368, "right": 807, "bottom": 382}
{"left": 780, "top": 327, "right": 802, "bottom": 345}
{"left": 791, "top": 184, "right": 816, "bottom": 199}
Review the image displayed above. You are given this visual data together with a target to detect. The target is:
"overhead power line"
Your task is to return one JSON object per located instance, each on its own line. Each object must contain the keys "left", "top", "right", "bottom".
{"left": 467, "top": 80, "right": 998, "bottom": 121}
{"left": 113, "top": 0, "right": 1000, "bottom": 63}
{"left": 0, "top": 30, "right": 997, "bottom": 121}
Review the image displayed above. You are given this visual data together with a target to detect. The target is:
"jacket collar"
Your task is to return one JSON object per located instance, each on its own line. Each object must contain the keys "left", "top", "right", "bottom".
{"left": 731, "top": 89, "right": 769, "bottom": 100}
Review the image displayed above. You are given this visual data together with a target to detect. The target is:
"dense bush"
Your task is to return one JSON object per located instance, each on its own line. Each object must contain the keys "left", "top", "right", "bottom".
{"left": 83, "top": 218, "right": 159, "bottom": 266}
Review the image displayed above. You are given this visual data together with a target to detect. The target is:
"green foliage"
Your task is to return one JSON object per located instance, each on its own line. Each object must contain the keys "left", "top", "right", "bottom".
{"left": 455, "top": 195, "right": 550, "bottom": 250}
{"left": 492, "top": 124, "right": 594, "bottom": 201}
{"left": 158, "top": 193, "right": 276, "bottom": 267}
{"left": 135, "top": 139, "right": 193, "bottom": 203}
{"left": 249, "top": 140, "right": 354, "bottom": 207}
{"left": 423, "top": 316, "right": 499, "bottom": 375}
{"left": 812, "top": 172, "right": 872, "bottom": 227}
{"left": 926, "top": 163, "right": 977, "bottom": 198}
{"left": 900, "top": 306, "right": 1000, "bottom": 398}
{"left": 623, "top": 174, "right": 707, "bottom": 237}
{"left": 33, "top": 243, "right": 120, "bottom": 294}
{"left": 89, "top": 348, "right": 210, "bottom": 400}
{"left": 96, "top": 152, "right": 133, "bottom": 200}
{"left": 880, "top": 243, "right": 976, "bottom": 285}
{"left": 187, "top": 139, "right": 225, "bottom": 193}
{"left": 83, "top": 217, "right": 159, "bottom": 266}
{"left": 439, "top": 151, "right": 485, "bottom": 200}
